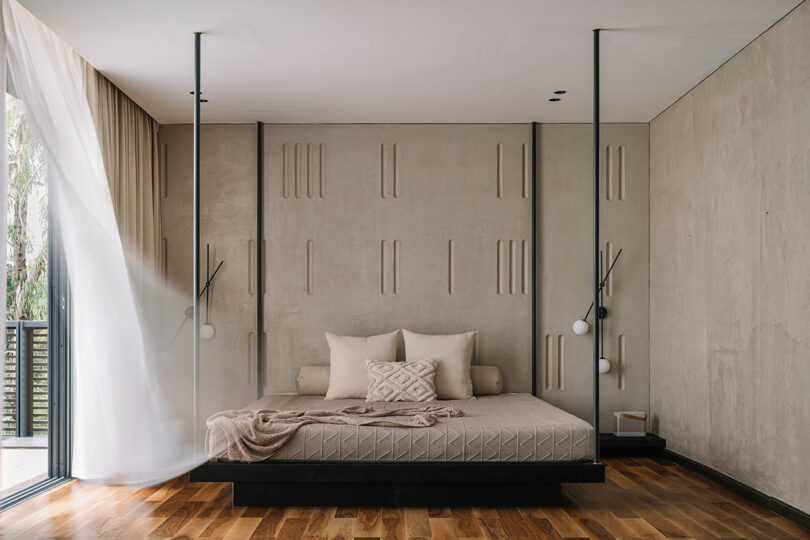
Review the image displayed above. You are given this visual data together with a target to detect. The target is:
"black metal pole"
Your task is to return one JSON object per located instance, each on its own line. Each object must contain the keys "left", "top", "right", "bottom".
{"left": 531, "top": 122, "right": 537, "bottom": 396}
{"left": 205, "top": 244, "right": 210, "bottom": 323}
{"left": 600, "top": 250, "right": 604, "bottom": 358}
{"left": 592, "top": 28, "right": 601, "bottom": 463}
{"left": 193, "top": 32, "right": 202, "bottom": 452}
{"left": 256, "top": 121, "right": 264, "bottom": 399}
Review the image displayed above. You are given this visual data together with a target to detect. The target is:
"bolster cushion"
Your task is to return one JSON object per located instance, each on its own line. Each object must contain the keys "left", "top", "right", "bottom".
{"left": 297, "top": 364, "right": 502, "bottom": 396}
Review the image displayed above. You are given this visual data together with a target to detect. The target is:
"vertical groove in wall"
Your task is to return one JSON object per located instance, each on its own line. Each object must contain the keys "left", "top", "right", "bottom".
{"left": 319, "top": 143, "right": 326, "bottom": 198}
{"left": 380, "top": 240, "right": 387, "bottom": 294}
{"left": 496, "top": 143, "right": 503, "bottom": 198}
{"left": 557, "top": 334, "right": 565, "bottom": 390}
{"left": 261, "top": 239, "right": 266, "bottom": 298}
{"left": 496, "top": 240, "right": 504, "bottom": 294}
{"left": 522, "top": 239, "right": 529, "bottom": 295}
{"left": 605, "top": 145, "right": 613, "bottom": 201}
{"left": 282, "top": 143, "right": 289, "bottom": 199}
{"left": 294, "top": 143, "right": 302, "bottom": 199}
{"left": 544, "top": 335, "right": 552, "bottom": 391}
{"left": 306, "top": 240, "right": 314, "bottom": 295}
{"left": 618, "top": 334, "right": 626, "bottom": 391}
{"left": 393, "top": 143, "right": 400, "bottom": 198}
{"left": 380, "top": 143, "right": 387, "bottom": 199}
{"left": 248, "top": 332, "right": 255, "bottom": 386}
{"left": 306, "top": 143, "right": 314, "bottom": 199}
{"left": 606, "top": 241, "right": 614, "bottom": 297}
{"left": 618, "top": 145, "right": 626, "bottom": 201}
{"left": 161, "top": 238, "right": 168, "bottom": 281}
{"left": 522, "top": 143, "right": 529, "bottom": 199}
{"left": 448, "top": 240, "right": 455, "bottom": 295}
{"left": 159, "top": 143, "right": 167, "bottom": 198}
{"left": 393, "top": 240, "right": 400, "bottom": 295}
{"left": 509, "top": 240, "right": 517, "bottom": 294}
{"left": 248, "top": 239, "right": 255, "bottom": 295}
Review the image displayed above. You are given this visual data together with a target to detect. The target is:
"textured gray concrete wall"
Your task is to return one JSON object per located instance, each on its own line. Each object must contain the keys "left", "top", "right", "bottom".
{"left": 160, "top": 124, "right": 258, "bottom": 423}
{"left": 161, "top": 124, "right": 533, "bottom": 399}
{"left": 536, "top": 124, "right": 650, "bottom": 431}
{"left": 263, "top": 124, "right": 532, "bottom": 394}
{"left": 650, "top": 1, "right": 810, "bottom": 513}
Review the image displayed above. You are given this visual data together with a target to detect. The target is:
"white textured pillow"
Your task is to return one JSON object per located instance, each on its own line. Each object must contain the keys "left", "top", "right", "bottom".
{"left": 366, "top": 359, "right": 437, "bottom": 402}
{"left": 325, "top": 330, "right": 399, "bottom": 400}
{"left": 402, "top": 330, "right": 476, "bottom": 400}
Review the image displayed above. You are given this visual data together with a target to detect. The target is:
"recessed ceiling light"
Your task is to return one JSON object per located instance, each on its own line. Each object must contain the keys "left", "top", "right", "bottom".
{"left": 554, "top": 90, "right": 567, "bottom": 95}
{"left": 549, "top": 98, "right": 561, "bottom": 102}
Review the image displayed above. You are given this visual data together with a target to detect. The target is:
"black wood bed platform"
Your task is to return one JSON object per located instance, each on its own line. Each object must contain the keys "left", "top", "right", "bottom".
{"left": 189, "top": 460, "right": 605, "bottom": 506}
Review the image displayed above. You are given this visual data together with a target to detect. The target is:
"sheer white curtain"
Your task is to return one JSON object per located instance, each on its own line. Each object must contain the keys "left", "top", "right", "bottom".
{"left": 2, "top": 0, "right": 205, "bottom": 484}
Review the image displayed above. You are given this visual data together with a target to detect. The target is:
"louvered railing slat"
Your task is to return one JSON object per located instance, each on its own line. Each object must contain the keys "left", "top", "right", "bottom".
{"left": 2, "top": 322, "right": 48, "bottom": 437}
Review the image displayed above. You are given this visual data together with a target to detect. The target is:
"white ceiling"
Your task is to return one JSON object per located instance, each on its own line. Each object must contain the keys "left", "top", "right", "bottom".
{"left": 19, "top": 0, "right": 801, "bottom": 124}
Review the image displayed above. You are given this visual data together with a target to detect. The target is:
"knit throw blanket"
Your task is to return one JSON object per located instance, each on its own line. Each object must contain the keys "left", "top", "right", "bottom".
{"left": 207, "top": 405, "right": 464, "bottom": 462}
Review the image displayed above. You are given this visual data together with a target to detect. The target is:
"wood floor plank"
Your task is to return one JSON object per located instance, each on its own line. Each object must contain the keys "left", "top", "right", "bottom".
{"left": 325, "top": 516, "right": 354, "bottom": 540}
{"left": 334, "top": 506, "right": 358, "bottom": 518}
{"left": 277, "top": 516, "right": 311, "bottom": 539}
{"left": 452, "top": 507, "right": 484, "bottom": 538}
{"left": 518, "top": 508, "right": 555, "bottom": 539}
{"left": 576, "top": 516, "right": 617, "bottom": 540}
{"left": 620, "top": 517, "right": 668, "bottom": 539}
{"left": 543, "top": 506, "right": 589, "bottom": 538}
{"left": 381, "top": 515, "right": 406, "bottom": 540}
{"left": 149, "top": 500, "right": 204, "bottom": 537}
{"left": 170, "top": 515, "right": 214, "bottom": 539}
{"left": 405, "top": 507, "right": 431, "bottom": 538}
{"left": 475, "top": 516, "right": 510, "bottom": 540}
{"left": 429, "top": 517, "right": 460, "bottom": 540}
{"left": 2, "top": 458, "right": 807, "bottom": 540}
{"left": 224, "top": 516, "right": 263, "bottom": 538}
{"left": 495, "top": 508, "right": 534, "bottom": 539}
{"left": 356, "top": 507, "right": 383, "bottom": 537}
{"left": 303, "top": 506, "right": 335, "bottom": 538}
{"left": 241, "top": 505, "right": 270, "bottom": 518}
{"left": 250, "top": 508, "right": 286, "bottom": 539}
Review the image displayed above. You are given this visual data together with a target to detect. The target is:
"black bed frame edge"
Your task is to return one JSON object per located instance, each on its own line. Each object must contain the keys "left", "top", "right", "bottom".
{"left": 189, "top": 460, "right": 605, "bottom": 507}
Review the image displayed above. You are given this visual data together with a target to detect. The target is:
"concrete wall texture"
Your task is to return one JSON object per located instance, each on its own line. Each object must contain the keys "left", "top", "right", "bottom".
{"left": 536, "top": 124, "right": 650, "bottom": 431}
{"left": 159, "top": 2, "right": 810, "bottom": 512}
{"left": 649, "top": 1, "right": 810, "bottom": 513}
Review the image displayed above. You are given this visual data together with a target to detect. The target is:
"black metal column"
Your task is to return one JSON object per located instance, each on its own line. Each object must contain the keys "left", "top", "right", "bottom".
{"left": 531, "top": 122, "right": 537, "bottom": 396}
{"left": 192, "top": 32, "right": 202, "bottom": 451}
{"left": 592, "top": 28, "right": 601, "bottom": 464}
{"left": 256, "top": 121, "right": 264, "bottom": 399}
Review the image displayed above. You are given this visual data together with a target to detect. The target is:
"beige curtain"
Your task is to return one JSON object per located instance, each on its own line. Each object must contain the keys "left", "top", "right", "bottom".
{"left": 82, "top": 61, "right": 162, "bottom": 279}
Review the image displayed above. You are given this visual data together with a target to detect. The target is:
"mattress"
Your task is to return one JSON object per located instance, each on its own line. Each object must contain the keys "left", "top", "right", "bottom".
{"left": 208, "top": 393, "right": 593, "bottom": 463}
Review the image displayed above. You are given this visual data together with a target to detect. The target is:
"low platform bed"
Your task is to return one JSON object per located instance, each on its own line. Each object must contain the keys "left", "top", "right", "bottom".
{"left": 190, "top": 459, "right": 605, "bottom": 506}
{"left": 190, "top": 393, "right": 604, "bottom": 506}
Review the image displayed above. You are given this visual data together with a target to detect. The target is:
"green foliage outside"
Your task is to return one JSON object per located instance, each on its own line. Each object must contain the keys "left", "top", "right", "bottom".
{"left": 6, "top": 93, "right": 48, "bottom": 321}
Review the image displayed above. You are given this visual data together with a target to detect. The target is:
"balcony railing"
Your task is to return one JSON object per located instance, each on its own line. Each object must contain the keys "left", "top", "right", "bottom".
{"left": 3, "top": 321, "right": 48, "bottom": 437}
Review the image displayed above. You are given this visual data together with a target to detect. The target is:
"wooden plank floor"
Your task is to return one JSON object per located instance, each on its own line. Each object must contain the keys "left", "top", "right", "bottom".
{"left": 1, "top": 457, "right": 807, "bottom": 539}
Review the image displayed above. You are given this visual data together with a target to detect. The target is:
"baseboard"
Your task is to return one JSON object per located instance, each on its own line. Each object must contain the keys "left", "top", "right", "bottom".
{"left": 663, "top": 449, "right": 810, "bottom": 531}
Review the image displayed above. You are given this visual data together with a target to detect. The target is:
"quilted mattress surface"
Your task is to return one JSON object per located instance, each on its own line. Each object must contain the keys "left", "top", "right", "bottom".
{"left": 209, "top": 393, "right": 593, "bottom": 462}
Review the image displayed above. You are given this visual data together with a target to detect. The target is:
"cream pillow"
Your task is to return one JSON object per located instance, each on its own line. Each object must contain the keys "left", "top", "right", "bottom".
{"left": 366, "top": 359, "right": 437, "bottom": 402}
{"left": 325, "top": 330, "right": 399, "bottom": 399}
{"left": 402, "top": 330, "right": 476, "bottom": 399}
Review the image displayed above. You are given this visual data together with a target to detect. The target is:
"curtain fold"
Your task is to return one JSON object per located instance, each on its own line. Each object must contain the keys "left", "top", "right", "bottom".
{"left": 82, "top": 62, "right": 162, "bottom": 286}
{"left": 2, "top": 0, "right": 202, "bottom": 484}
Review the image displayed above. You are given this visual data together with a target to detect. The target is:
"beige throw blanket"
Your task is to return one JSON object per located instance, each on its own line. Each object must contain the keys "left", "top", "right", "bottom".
{"left": 207, "top": 405, "right": 463, "bottom": 462}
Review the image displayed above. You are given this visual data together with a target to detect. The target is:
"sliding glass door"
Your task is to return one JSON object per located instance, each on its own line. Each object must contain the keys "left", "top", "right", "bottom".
{"left": 1, "top": 91, "right": 70, "bottom": 510}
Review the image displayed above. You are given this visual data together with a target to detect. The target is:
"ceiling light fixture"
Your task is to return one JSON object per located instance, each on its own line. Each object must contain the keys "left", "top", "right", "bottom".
{"left": 554, "top": 90, "right": 567, "bottom": 94}
{"left": 549, "top": 98, "right": 561, "bottom": 102}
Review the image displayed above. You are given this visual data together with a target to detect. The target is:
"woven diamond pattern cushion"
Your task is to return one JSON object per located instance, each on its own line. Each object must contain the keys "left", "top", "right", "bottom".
{"left": 366, "top": 359, "right": 438, "bottom": 402}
